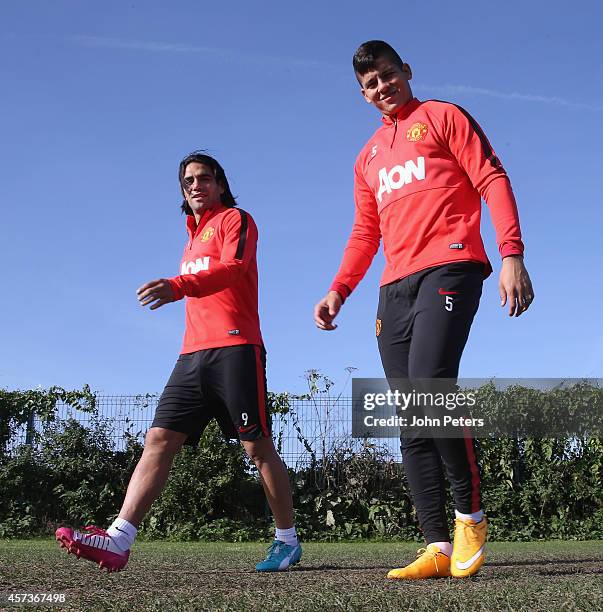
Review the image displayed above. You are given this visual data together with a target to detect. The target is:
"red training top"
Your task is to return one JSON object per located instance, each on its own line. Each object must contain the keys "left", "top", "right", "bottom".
{"left": 330, "top": 98, "right": 524, "bottom": 300}
{"left": 168, "top": 205, "right": 263, "bottom": 354}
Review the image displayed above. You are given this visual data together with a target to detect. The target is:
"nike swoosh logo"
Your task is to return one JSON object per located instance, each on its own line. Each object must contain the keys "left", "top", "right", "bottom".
{"left": 455, "top": 545, "right": 485, "bottom": 570}
{"left": 438, "top": 288, "right": 460, "bottom": 295}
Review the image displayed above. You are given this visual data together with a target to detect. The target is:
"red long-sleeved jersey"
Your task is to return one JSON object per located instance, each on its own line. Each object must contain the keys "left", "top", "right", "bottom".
{"left": 168, "top": 205, "right": 263, "bottom": 354}
{"left": 330, "top": 98, "right": 524, "bottom": 299}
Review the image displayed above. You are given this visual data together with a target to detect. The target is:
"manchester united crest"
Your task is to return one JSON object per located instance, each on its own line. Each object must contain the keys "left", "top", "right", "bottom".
{"left": 201, "top": 227, "right": 215, "bottom": 242}
{"left": 407, "top": 122, "right": 428, "bottom": 142}
{"left": 376, "top": 318, "right": 382, "bottom": 337}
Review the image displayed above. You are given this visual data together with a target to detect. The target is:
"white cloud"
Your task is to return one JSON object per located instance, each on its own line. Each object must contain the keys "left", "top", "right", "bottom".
{"left": 72, "top": 36, "right": 602, "bottom": 111}
{"left": 415, "top": 83, "right": 603, "bottom": 112}
{"left": 72, "top": 35, "right": 328, "bottom": 69}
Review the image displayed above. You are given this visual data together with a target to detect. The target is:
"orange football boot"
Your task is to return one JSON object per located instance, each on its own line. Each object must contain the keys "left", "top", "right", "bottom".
{"left": 387, "top": 544, "right": 451, "bottom": 580}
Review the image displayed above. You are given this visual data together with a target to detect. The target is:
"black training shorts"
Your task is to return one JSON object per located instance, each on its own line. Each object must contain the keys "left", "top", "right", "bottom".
{"left": 151, "top": 344, "right": 271, "bottom": 443}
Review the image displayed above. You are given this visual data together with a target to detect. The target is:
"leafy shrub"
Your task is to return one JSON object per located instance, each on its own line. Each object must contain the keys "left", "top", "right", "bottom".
{"left": 140, "top": 422, "right": 266, "bottom": 541}
{"left": 292, "top": 442, "right": 421, "bottom": 541}
{"left": 1, "top": 382, "right": 601, "bottom": 541}
{"left": 42, "top": 417, "right": 141, "bottom": 527}
{"left": 0, "top": 417, "right": 142, "bottom": 536}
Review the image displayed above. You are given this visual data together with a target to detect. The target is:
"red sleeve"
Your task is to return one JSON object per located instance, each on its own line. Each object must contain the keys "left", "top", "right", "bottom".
{"left": 329, "top": 162, "right": 381, "bottom": 301}
{"left": 168, "top": 210, "right": 257, "bottom": 300}
{"left": 482, "top": 177, "right": 524, "bottom": 258}
{"left": 442, "top": 104, "right": 524, "bottom": 257}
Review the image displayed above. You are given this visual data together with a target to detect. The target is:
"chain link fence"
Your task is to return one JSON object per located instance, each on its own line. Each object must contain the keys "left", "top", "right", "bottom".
{"left": 11, "top": 395, "right": 403, "bottom": 468}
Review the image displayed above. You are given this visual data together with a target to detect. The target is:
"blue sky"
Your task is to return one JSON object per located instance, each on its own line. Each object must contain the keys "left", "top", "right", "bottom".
{"left": 1, "top": 1, "right": 602, "bottom": 396}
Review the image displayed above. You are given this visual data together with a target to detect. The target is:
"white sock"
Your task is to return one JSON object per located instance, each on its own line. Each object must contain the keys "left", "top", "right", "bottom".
{"left": 275, "top": 526, "right": 298, "bottom": 547}
{"left": 430, "top": 541, "right": 452, "bottom": 557}
{"left": 455, "top": 509, "right": 484, "bottom": 523}
{"left": 107, "top": 517, "right": 138, "bottom": 551}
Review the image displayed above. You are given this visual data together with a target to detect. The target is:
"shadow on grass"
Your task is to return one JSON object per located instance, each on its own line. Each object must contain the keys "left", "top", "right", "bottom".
{"left": 488, "top": 557, "right": 602, "bottom": 567}
{"left": 158, "top": 558, "right": 603, "bottom": 575}
{"left": 537, "top": 569, "right": 603, "bottom": 576}
{"left": 290, "top": 565, "right": 389, "bottom": 572}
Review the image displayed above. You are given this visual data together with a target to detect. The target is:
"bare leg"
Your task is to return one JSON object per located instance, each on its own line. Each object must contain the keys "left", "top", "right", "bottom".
{"left": 118, "top": 427, "right": 188, "bottom": 527}
{"left": 241, "top": 437, "right": 294, "bottom": 529}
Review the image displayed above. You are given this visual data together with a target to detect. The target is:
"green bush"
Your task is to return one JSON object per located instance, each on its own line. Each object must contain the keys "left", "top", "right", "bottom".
{"left": 140, "top": 422, "right": 267, "bottom": 541}
{"left": 0, "top": 416, "right": 267, "bottom": 541}
{"left": 479, "top": 435, "right": 603, "bottom": 540}
{"left": 0, "top": 417, "right": 141, "bottom": 537}
{"left": 1, "top": 383, "right": 601, "bottom": 541}
{"left": 0, "top": 444, "right": 52, "bottom": 537}
{"left": 0, "top": 386, "right": 95, "bottom": 452}
{"left": 42, "top": 417, "right": 141, "bottom": 527}
{"left": 291, "top": 442, "right": 420, "bottom": 541}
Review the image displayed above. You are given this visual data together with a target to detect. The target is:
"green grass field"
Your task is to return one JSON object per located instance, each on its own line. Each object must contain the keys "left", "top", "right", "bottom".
{"left": 0, "top": 540, "right": 601, "bottom": 611}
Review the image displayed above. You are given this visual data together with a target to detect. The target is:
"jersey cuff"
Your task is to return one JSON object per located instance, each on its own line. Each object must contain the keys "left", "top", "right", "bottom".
{"left": 329, "top": 282, "right": 351, "bottom": 303}
{"left": 168, "top": 277, "right": 185, "bottom": 301}
{"left": 500, "top": 244, "right": 524, "bottom": 259}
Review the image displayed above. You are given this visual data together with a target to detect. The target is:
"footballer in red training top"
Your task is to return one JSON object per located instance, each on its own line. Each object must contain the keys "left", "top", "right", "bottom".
{"left": 314, "top": 41, "right": 534, "bottom": 580}
{"left": 56, "top": 152, "right": 301, "bottom": 574}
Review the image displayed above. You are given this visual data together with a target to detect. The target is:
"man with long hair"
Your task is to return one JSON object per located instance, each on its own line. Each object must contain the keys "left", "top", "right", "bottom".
{"left": 57, "top": 152, "right": 301, "bottom": 573}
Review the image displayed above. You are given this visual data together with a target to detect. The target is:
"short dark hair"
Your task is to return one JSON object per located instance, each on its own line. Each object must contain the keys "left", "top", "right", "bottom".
{"left": 178, "top": 151, "right": 237, "bottom": 215}
{"left": 353, "top": 40, "right": 405, "bottom": 77}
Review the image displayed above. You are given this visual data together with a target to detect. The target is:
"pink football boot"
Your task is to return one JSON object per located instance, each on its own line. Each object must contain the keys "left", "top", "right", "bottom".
{"left": 55, "top": 526, "right": 130, "bottom": 572}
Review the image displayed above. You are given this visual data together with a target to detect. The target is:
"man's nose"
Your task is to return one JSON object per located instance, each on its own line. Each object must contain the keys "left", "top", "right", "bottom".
{"left": 377, "top": 78, "right": 390, "bottom": 93}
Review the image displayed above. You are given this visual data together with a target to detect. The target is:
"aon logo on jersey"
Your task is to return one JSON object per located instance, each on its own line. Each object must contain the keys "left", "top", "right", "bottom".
{"left": 181, "top": 257, "right": 210, "bottom": 274}
{"left": 377, "top": 157, "right": 425, "bottom": 202}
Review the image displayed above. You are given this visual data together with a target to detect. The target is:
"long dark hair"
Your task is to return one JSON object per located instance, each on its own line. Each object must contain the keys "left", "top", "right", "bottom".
{"left": 178, "top": 151, "right": 237, "bottom": 215}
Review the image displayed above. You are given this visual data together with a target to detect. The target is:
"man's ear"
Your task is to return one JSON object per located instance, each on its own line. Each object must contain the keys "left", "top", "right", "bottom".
{"left": 403, "top": 63, "right": 412, "bottom": 81}
{"left": 361, "top": 87, "right": 372, "bottom": 104}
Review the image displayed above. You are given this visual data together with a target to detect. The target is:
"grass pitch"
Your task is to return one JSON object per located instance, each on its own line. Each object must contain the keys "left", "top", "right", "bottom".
{"left": 0, "top": 539, "right": 601, "bottom": 611}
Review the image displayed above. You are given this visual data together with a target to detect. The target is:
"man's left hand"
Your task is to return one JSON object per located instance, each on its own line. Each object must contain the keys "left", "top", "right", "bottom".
{"left": 137, "top": 279, "right": 175, "bottom": 310}
{"left": 499, "top": 256, "right": 534, "bottom": 317}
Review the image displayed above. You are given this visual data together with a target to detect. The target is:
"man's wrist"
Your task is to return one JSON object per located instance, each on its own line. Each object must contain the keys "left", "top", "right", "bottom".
{"left": 329, "top": 282, "right": 350, "bottom": 303}
{"left": 168, "top": 277, "right": 185, "bottom": 301}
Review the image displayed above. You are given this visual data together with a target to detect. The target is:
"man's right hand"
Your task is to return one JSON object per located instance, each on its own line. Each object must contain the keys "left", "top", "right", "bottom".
{"left": 137, "top": 278, "right": 175, "bottom": 310}
{"left": 314, "top": 291, "right": 343, "bottom": 331}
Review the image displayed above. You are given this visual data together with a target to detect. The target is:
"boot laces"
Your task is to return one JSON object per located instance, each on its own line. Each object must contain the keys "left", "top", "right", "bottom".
{"left": 79, "top": 525, "right": 112, "bottom": 547}
{"left": 84, "top": 525, "right": 109, "bottom": 537}
{"left": 415, "top": 547, "right": 442, "bottom": 574}
{"left": 265, "top": 541, "right": 285, "bottom": 560}
{"left": 457, "top": 519, "right": 480, "bottom": 544}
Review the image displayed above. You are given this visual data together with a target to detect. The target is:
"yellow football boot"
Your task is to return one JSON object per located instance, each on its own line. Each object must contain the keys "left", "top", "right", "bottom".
{"left": 387, "top": 544, "right": 451, "bottom": 579}
{"left": 450, "top": 516, "right": 487, "bottom": 578}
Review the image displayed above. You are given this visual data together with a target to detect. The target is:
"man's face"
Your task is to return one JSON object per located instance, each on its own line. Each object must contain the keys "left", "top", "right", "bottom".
{"left": 358, "top": 57, "right": 413, "bottom": 117}
{"left": 181, "top": 162, "right": 224, "bottom": 214}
